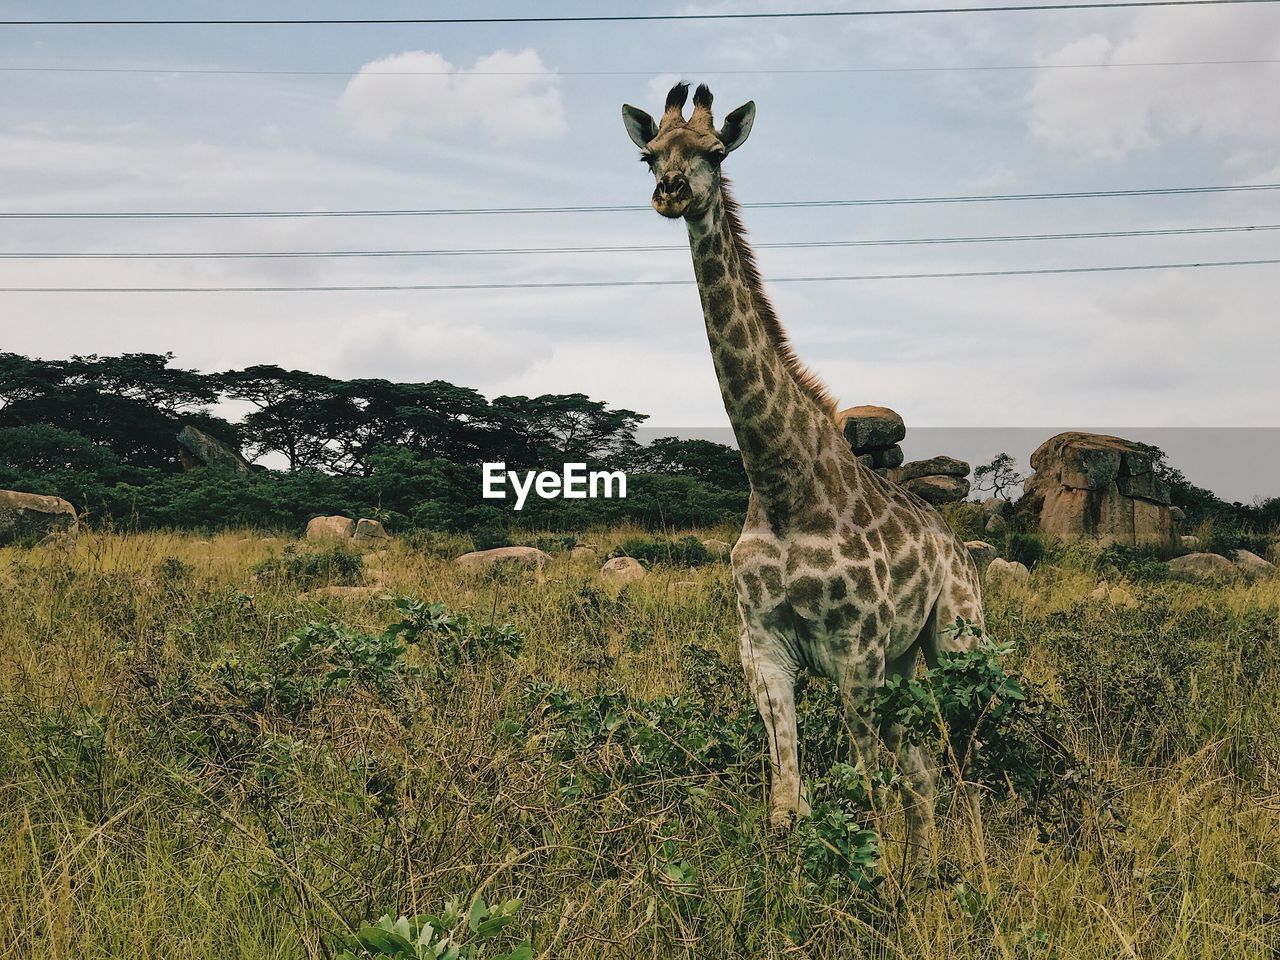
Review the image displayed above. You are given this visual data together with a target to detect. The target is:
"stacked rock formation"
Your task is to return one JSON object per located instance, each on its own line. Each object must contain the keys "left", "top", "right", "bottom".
{"left": 1018, "top": 432, "right": 1176, "bottom": 549}
{"left": 835, "top": 405, "right": 971, "bottom": 506}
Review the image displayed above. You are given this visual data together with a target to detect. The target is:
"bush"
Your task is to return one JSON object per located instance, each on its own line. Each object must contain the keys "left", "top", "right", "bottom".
{"left": 612, "top": 534, "right": 719, "bottom": 568}
{"left": 338, "top": 899, "right": 531, "bottom": 960}
{"left": 875, "top": 622, "right": 1097, "bottom": 845}
{"left": 941, "top": 501, "right": 986, "bottom": 543}
{"left": 253, "top": 544, "right": 365, "bottom": 589}
{"left": 1006, "top": 532, "right": 1046, "bottom": 570}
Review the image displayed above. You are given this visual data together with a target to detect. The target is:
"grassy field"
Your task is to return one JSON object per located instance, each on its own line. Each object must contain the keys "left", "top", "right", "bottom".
{"left": 2, "top": 527, "right": 1279, "bottom": 959}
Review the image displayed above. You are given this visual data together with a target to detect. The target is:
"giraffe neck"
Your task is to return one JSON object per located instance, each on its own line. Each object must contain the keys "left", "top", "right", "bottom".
{"left": 686, "top": 183, "right": 840, "bottom": 518}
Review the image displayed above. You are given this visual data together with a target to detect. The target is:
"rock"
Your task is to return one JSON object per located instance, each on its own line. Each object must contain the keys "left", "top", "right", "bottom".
{"left": 176, "top": 424, "right": 251, "bottom": 474}
{"left": 1180, "top": 535, "right": 1201, "bottom": 549}
{"left": 306, "top": 516, "right": 355, "bottom": 540}
{"left": 0, "top": 489, "right": 79, "bottom": 547}
{"left": 1020, "top": 432, "right": 1175, "bottom": 549}
{"left": 299, "top": 585, "right": 384, "bottom": 602}
{"left": 1167, "top": 552, "right": 1239, "bottom": 582}
{"left": 353, "top": 518, "right": 390, "bottom": 543}
{"left": 569, "top": 545, "right": 599, "bottom": 559}
{"left": 701, "top": 538, "right": 732, "bottom": 556}
{"left": 903, "top": 474, "right": 971, "bottom": 505}
{"left": 1170, "top": 506, "right": 1186, "bottom": 524}
{"left": 600, "top": 556, "right": 647, "bottom": 584}
{"left": 900, "top": 456, "right": 970, "bottom": 482}
{"left": 837, "top": 405, "right": 906, "bottom": 452}
{"left": 856, "top": 453, "right": 875, "bottom": 469}
{"left": 873, "top": 445, "right": 905, "bottom": 469}
{"left": 456, "top": 546, "right": 550, "bottom": 571}
{"left": 982, "top": 497, "right": 1012, "bottom": 519}
{"left": 1090, "top": 581, "right": 1137, "bottom": 607}
{"left": 1233, "top": 550, "right": 1277, "bottom": 581}
{"left": 965, "top": 540, "right": 999, "bottom": 574}
{"left": 985, "top": 558, "right": 1030, "bottom": 587}
{"left": 984, "top": 513, "right": 1008, "bottom": 536}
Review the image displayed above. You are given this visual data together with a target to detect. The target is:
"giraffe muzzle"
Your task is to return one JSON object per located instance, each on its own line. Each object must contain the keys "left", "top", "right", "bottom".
{"left": 652, "top": 175, "right": 692, "bottom": 218}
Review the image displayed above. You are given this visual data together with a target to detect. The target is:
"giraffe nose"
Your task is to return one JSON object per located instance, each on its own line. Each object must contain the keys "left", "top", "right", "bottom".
{"left": 657, "top": 173, "right": 689, "bottom": 197}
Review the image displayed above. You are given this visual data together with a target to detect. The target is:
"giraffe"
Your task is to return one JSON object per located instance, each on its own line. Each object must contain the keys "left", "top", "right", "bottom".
{"left": 621, "top": 82, "right": 986, "bottom": 858}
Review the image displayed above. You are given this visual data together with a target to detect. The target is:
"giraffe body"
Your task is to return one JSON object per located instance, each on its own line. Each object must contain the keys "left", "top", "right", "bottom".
{"left": 622, "top": 83, "right": 985, "bottom": 854}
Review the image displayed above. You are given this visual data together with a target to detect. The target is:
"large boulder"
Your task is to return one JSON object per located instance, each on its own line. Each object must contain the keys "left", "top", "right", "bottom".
{"left": 985, "top": 558, "right": 1030, "bottom": 588}
{"left": 903, "top": 474, "right": 970, "bottom": 505}
{"left": 899, "top": 456, "right": 970, "bottom": 482}
{"left": 601, "top": 556, "right": 647, "bottom": 585}
{"left": 176, "top": 424, "right": 251, "bottom": 474}
{"left": 1167, "top": 552, "right": 1238, "bottom": 582}
{"left": 965, "top": 540, "right": 999, "bottom": 574}
{"left": 1019, "top": 432, "right": 1175, "bottom": 549}
{"left": 1233, "top": 550, "right": 1277, "bottom": 581}
{"left": 837, "top": 405, "right": 906, "bottom": 451}
{"left": 306, "top": 516, "right": 356, "bottom": 540}
{"left": 456, "top": 546, "right": 550, "bottom": 571}
{"left": 353, "top": 518, "right": 391, "bottom": 543}
{"left": 0, "top": 490, "right": 79, "bottom": 547}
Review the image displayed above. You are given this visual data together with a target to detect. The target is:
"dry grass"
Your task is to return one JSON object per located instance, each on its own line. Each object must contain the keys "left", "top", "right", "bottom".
{"left": 1, "top": 529, "right": 1278, "bottom": 959}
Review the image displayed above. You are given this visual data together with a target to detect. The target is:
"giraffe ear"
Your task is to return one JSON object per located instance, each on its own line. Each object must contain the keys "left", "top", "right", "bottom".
{"left": 621, "top": 104, "right": 658, "bottom": 149}
{"left": 719, "top": 101, "right": 756, "bottom": 153}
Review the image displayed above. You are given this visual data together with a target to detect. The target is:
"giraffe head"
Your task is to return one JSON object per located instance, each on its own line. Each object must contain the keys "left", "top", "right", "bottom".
{"left": 621, "top": 82, "right": 756, "bottom": 219}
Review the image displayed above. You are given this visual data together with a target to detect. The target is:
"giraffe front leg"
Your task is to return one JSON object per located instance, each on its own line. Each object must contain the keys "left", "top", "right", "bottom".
{"left": 739, "top": 628, "right": 807, "bottom": 827}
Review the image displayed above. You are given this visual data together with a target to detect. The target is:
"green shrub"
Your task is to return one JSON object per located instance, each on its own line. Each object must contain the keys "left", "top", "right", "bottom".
{"left": 612, "top": 534, "right": 718, "bottom": 568}
{"left": 337, "top": 899, "right": 531, "bottom": 960}
{"left": 941, "top": 501, "right": 986, "bottom": 543}
{"left": 1095, "top": 543, "right": 1170, "bottom": 581}
{"left": 253, "top": 544, "right": 364, "bottom": 589}
{"left": 1006, "top": 532, "right": 1046, "bottom": 570}
{"left": 470, "top": 523, "right": 512, "bottom": 551}
{"left": 876, "top": 621, "right": 1096, "bottom": 845}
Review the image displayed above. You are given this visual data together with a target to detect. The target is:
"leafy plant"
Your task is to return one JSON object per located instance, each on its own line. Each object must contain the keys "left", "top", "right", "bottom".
{"left": 253, "top": 544, "right": 364, "bottom": 589}
{"left": 798, "top": 762, "right": 891, "bottom": 889}
{"left": 337, "top": 898, "right": 531, "bottom": 960}
{"left": 876, "top": 621, "right": 1096, "bottom": 845}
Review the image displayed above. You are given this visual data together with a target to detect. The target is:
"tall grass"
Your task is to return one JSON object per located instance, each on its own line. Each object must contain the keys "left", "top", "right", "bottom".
{"left": 1, "top": 529, "right": 1278, "bottom": 959}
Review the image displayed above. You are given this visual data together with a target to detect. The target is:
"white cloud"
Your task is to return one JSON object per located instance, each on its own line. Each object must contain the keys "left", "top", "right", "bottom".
{"left": 1025, "top": 9, "right": 1280, "bottom": 160}
{"left": 340, "top": 49, "right": 566, "bottom": 142}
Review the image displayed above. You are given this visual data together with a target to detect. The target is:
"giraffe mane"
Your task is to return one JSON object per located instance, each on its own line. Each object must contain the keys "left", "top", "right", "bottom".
{"left": 718, "top": 179, "right": 839, "bottom": 419}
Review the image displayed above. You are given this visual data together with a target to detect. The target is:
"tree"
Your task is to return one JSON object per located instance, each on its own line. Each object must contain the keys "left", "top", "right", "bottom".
{"left": 490, "top": 393, "right": 646, "bottom": 466}
{"left": 973, "top": 452, "right": 1025, "bottom": 501}
{"left": 622, "top": 436, "right": 746, "bottom": 490}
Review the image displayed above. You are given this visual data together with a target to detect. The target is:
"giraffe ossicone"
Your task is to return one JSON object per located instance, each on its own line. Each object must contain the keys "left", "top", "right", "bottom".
{"left": 621, "top": 82, "right": 987, "bottom": 858}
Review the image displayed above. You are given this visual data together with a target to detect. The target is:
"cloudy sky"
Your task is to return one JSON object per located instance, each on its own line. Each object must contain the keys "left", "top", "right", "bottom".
{"left": 2, "top": 0, "right": 1278, "bottom": 496}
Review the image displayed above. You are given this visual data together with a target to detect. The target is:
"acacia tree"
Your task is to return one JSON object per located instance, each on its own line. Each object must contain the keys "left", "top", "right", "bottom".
{"left": 973, "top": 452, "right": 1025, "bottom": 502}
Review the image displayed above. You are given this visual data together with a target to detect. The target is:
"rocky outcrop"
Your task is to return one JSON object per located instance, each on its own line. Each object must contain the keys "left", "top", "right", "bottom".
{"left": 701, "top": 538, "right": 732, "bottom": 557}
{"left": 353, "top": 519, "right": 390, "bottom": 543}
{"left": 965, "top": 540, "right": 999, "bottom": 574}
{"left": 1233, "top": 550, "right": 1277, "bottom": 581}
{"left": 1167, "top": 552, "right": 1238, "bottom": 582}
{"left": 1019, "top": 432, "right": 1176, "bottom": 549}
{"left": 456, "top": 546, "right": 550, "bottom": 571}
{"left": 836, "top": 404, "right": 970, "bottom": 506}
{"left": 0, "top": 490, "right": 79, "bottom": 547}
{"left": 601, "top": 556, "right": 647, "bottom": 584}
{"left": 306, "top": 516, "right": 356, "bottom": 540}
{"left": 985, "top": 558, "right": 1030, "bottom": 587}
{"left": 176, "top": 424, "right": 251, "bottom": 474}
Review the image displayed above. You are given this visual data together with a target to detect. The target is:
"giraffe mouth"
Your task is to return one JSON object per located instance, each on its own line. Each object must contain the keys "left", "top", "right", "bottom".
{"left": 652, "top": 183, "right": 692, "bottom": 218}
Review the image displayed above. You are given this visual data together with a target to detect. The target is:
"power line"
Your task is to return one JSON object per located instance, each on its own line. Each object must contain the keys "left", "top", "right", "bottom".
{"left": 6, "top": 0, "right": 1280, "bottom": 24}
{"left": 5, "top": 57, "right": 1280, "bottom": 77}
{"left": 4, "top": 257, "right": 1277, "bottom": 292}
{"left": 7, "top": 223, "right": 1280, "bottom": 260}
{"left": 5, "top": 183, "right": 1278, "bottom": 220}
